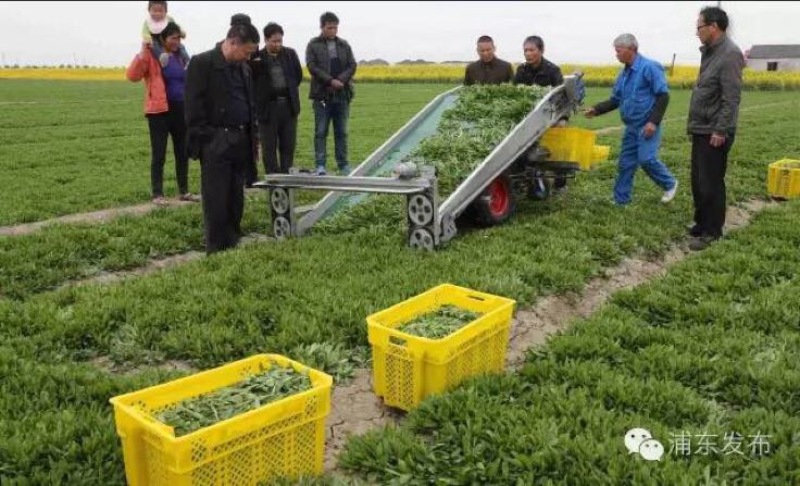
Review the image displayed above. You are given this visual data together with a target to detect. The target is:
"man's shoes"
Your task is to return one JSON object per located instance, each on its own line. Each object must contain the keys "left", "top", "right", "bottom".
{"left": 688, "top": 235, "right": 719, "bottom": 251}
{"left": 179, "top": 193, "right": 201, "bottom": 202}
{"left": 338, "top": 164, "right": 352, "bottom": 176}
{"left": 315, "top": 166, "right": 327, "bottom": 176}
{"left": 159, "top": 53, "right": 170, "bottom": 68}
{"left": 687, "top": 224, "right": 703, "bottom": 237}
{"left": 661, "top": 180, "right": 678, "bottom": 203}
{"left": 152, "top": 195, "right": 169, "bottom": 205}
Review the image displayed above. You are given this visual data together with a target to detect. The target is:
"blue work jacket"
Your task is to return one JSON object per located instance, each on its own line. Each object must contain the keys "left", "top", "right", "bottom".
{"left": 611, "top": 53, "right": 668, "bottom": 128}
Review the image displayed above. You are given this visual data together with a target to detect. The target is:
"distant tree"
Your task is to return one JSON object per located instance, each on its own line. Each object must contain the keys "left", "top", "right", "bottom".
{"left": 397, "top": 59, "right": 434, "bottom": 65}
{"left": 359, "top": 58, "right": 389, "bottom": 66}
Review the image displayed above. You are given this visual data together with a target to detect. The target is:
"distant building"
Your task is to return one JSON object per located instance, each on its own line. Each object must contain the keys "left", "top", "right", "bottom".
{"left": 746, "top": 45, "right": 800, "bottom": 71}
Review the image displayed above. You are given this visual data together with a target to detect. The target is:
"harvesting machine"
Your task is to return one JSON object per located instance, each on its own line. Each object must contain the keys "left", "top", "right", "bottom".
{"left": 254, "top": 73, "right": 588, "bottom": 250}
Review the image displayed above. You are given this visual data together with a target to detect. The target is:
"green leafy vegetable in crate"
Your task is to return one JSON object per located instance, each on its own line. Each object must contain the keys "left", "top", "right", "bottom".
{"left": 397, "top": 305, "right": 481, "bottom": 339}
{"left": 156, "top": 364, "right": 312, "bottom": 437}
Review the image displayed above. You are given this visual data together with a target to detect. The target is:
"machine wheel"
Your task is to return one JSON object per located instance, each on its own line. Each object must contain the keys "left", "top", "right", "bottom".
{"left": 528, "top": 176, "right": 552, "bottom": 201}
{"left": 407, "top": 194, "right": 435, "bottom": 226}
{"left": 409, "top": 227, "right": 435, "bottom": 251}
{"left": 273, "top": 216, "right": 291, "bottom": 240}
{"left": 472, "top": 174, "right": 517, "bottom": 226}
{"left": 270, "top": 188, "right": 290, "bottom": 214}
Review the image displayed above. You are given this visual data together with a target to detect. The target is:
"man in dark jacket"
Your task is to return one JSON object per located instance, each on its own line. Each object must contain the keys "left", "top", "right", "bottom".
{"left": 185, "top": 15, "right": 260, "bottom": 255}
{"left": 686, "top": 6, "right": 744, "bottom": 251}
{"left": 306, "top": 11, "right": 357, "bottom": 176}
{"left": 464, "top": 35, "right": 514, "bottom": 86}
{"left": 251, "top": 22, "right": 303, "bottom": 175}
{"left": 513, "top": 35, "right": 567, "bottom": 194}
{"left": 513, "top": 35, "right": 563, "bottom": 88}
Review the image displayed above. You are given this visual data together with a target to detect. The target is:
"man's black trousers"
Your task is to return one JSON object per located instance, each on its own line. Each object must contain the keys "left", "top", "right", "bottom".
{"left": 200, "top": 128, "right": 251, "bottom": 254}
{"left": 690, "top": 133, "right": 735, "bottom": 238}
{"left": 259, "top": 99, "right": 298, "bottom": 174}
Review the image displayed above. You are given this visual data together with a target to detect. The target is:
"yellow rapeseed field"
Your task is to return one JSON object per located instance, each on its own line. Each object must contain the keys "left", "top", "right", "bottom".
{"left": 1, "top": 64, "right": 798, "bottom": 89}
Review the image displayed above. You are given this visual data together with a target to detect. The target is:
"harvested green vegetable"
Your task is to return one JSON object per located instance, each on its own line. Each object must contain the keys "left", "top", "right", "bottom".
{"left": 156, "top": 364, "right": 312, "bottom": 437}
{"left": 314, "top": 84, "right": 550, "bottom": 236}
{"left": 397, "top": 305, "right": 481, "bottom": 339}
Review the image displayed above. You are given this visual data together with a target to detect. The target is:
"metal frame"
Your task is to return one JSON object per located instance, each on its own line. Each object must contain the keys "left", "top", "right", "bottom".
{"left": 254, "top": 74, "right": 585, "bottom": 249}
{"left": 295, "top": 86, "right": 461, "bottom": 236}
{"left": 254, "top": 169, "right": 440, "bottom": 248}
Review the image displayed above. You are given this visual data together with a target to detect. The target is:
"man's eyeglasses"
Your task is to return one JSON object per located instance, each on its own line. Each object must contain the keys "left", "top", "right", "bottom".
{"left": 696, "top": 24, "right": 712, "bottom": 32}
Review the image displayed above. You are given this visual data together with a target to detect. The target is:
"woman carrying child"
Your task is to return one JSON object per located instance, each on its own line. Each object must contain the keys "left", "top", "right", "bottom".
{"left": 127, "top": 21, "right": 200, "bottom": 204}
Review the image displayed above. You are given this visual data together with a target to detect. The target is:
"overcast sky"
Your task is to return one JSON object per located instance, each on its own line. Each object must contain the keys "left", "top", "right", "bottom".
{"left": 0, "top": 1, "right": 797, "bottom": 67}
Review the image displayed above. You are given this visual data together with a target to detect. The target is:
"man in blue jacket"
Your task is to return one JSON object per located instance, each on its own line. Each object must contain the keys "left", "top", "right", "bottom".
{"left": 585, "top": 33, "right": 678, "bottom": 206}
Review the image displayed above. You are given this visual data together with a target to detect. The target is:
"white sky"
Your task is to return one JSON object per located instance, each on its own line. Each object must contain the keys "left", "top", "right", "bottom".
{"left": 0, "top": 1, "right": 797, "bottom": 67}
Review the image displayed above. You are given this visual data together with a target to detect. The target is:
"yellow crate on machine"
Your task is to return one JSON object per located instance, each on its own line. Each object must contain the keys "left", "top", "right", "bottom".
{"left": 109, "top": 354, "right": 332, "bottom": 486}
{"left": 767, "top": 159, "right": 800, "bottom": 199}
{"left": 592, "top": 145, "right": 611, "bottom": 166}
{"left": 539, "top": 127, "right": 597, "bottom": 171}
{"left": 367, "top": 283, "right": 516, "bottom": 411}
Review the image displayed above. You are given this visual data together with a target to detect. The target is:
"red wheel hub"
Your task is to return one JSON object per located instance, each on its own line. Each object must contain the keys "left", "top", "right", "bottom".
{"left": 488, "top": 178, "right": 510, "bottom": 218}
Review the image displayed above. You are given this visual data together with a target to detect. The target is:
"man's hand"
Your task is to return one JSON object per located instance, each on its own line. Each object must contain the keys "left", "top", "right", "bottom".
{"left": 330, "top": 79, "right": 345, "bottom": 90}
{"left": 583, "top": 107, "right": 597, "bottom": 119}
{"left": 140, "top": 42, "right": 151, "bottom": 58}
{"left": 710, "top": 132, "right": 726, "bottom": 148}
{"left": 642, "top": 122, "right": 657, "bottom": 139}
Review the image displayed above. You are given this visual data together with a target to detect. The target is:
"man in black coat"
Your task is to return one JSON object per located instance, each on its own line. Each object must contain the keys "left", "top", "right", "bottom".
{"left": 251, "top": 22, "right": 303, "bottom": 175}
{"left": 513, "top": 35, "right": 564, "bottom": 88}
{"left": 513, "top": 35, "right": 568, "bottom": 195}
{"left": 185, "top": 15, "right": 260, "bottom": 255}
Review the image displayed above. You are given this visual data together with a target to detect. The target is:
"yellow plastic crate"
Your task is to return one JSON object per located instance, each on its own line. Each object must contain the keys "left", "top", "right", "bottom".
{"left": 592, "top": 145, "right": 611, "bottom": 166}
{"left": 367, "top": 284, "right": 516, "bottom": 411}
{"left": 767, "top": 158, "right": 800, "bottom": 199}
{"left": 109, "top": 354, "right": 333, "bottom": 486}
{"left": 539, "top": 127, "right": 597, "bottom": 171}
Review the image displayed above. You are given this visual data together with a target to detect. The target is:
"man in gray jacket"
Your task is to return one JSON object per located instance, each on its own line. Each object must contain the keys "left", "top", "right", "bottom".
{"left": 306, "top": 11, "right": 357, "bottom": 176}
{"left": 687, "top": 6, "right": 744, "bottom": 251}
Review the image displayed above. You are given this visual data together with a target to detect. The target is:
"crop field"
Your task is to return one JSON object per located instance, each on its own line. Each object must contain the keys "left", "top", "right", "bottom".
{"left": 0, "top": 74, "right": 799, "bottom": 484}
{"left": 3, "top": 64, "right": 800, "bottom": 89}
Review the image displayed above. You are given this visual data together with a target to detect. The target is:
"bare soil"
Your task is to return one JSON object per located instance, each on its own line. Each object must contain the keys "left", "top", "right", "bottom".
{"left": 0, "top": 200, "right": 194, "bottom": 237}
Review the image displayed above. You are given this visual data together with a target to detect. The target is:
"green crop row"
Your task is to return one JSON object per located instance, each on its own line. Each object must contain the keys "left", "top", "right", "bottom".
{"left": 340, "top": 199, "right": 800, "bottom": 484}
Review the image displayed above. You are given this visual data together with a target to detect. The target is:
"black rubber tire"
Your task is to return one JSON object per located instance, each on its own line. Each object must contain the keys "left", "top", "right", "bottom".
{"left": 471, "top": 174, "right": 517, "bottom": 226}
{"left": 528, "top": 176, "right": 552, "bottom": 201}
